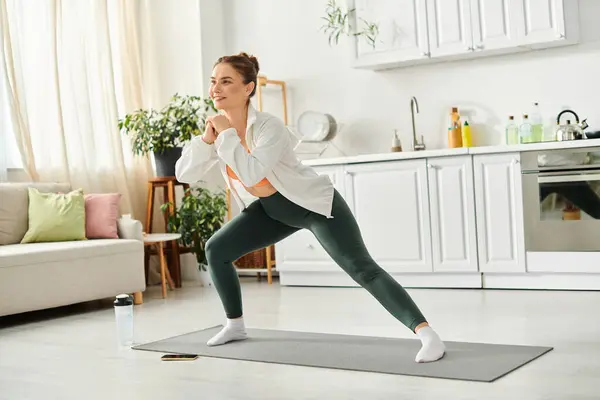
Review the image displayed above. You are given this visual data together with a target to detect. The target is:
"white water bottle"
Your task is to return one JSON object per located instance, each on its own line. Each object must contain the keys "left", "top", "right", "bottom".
{"left": 114, "top": 294, "right": 134, "bottom": 348}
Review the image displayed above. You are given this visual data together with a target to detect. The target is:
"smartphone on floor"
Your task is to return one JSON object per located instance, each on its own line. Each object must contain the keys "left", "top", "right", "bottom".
{"left": 160, "top": 354, "right": 198, "bottom": 361}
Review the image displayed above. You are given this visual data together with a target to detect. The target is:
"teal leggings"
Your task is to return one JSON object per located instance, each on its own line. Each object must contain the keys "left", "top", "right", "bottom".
{"left": 205, "top": 189, "right": 428, "bottom": 332}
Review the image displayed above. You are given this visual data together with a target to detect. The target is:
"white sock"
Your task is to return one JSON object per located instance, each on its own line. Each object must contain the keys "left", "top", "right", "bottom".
{"left": 415, "top": 326, "right": 445, "bottom": 363}
{"left": 206, "top": 317, "right": 248, "bottom": 346}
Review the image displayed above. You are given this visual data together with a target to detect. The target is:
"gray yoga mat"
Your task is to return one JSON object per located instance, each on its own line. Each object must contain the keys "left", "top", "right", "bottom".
{"left": 132, "top": 325, "right": 552, "bottom": 382}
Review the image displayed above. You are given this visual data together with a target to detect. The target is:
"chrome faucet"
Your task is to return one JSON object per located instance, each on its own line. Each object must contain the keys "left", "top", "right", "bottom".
{"left": 410, "top": 96, "right": 426, "bottom": 151}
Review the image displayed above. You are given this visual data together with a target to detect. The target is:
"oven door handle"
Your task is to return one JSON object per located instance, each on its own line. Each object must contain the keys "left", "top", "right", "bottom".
{"left": 538, "top": 173, "right": 600, "bottom": 183}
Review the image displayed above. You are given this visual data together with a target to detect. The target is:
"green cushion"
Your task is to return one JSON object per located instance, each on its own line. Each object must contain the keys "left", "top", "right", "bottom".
{"left": 20, "top": 187, "right": 87, "bottom": 243}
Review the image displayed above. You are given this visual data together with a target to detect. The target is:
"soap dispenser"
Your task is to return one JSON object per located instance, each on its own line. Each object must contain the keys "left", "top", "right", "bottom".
{"left": 391, "top": 130, "right": 402, "bottom": 152}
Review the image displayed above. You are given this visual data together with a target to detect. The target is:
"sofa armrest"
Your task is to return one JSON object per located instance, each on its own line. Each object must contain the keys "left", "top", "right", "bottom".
{"left": 117, "top": 215, "right": 144, "bottom": 241}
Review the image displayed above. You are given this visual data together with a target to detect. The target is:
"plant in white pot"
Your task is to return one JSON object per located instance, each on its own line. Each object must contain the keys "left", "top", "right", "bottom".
{"left": 119, "top": 93, "right": 217, "bottom": 177}
{"left": 161, "top": 186, "right": 227, "bottom": 286}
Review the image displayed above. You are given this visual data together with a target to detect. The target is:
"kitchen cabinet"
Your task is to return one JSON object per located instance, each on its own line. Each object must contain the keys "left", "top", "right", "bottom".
{"left": 427, "top": 156, "right": 478, "bottom": 272}
{"left": 352, "top": 0, "right": 430, "bottom": 67}
{"left": 277, "top": 139, "right": 600, "bottom": 289}
{"left": 349, "top": 0, "right": 579, "bottom": 70}
{"left": 427, "top": 0, "right": 523, "bottom": 57}
{"left": 473, "top": 153, "right": 526, "bottom": 273}
{"left": 426, "top": 0, "right": 473, "bottom": 58}
{"left": 514, "top": 0, "right": 578, "bottom": 47}
{"left": 343, "top": 159, "right": 433, "bottom": 273}
{"left": 470, "top": 0, "right": 579, "bottom": 51}
{"left": 469, "top": 0, "right": 521, "bottom": 52}
{"left": 313, "top": 165, "right": 345, "bottom": 195}
{"left": 275, "top": 165, "right": 345, "bottom": 273}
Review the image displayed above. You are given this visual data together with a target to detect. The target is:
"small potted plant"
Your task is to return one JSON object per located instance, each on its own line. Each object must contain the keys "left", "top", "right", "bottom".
{"left": 119, "top": 93, "right": 217, "bottom": 177}
{"left": 161, "top": 186, "right": 228, "bottom": 286}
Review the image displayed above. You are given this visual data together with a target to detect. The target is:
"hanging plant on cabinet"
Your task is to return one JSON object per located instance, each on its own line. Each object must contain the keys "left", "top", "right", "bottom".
{"left": 320, "top": 0, "right": 380, "bottom": 49}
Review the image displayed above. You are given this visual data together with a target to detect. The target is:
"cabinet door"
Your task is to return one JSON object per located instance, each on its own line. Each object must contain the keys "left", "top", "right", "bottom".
{"left": 473, "top": 153, "right": 526, "bottom": 273}
{"left": 427, "top": 156, "right": 478, "bottom": 272}
{"left": 514, "top": 0, "right": 572, "bottom": 45}
{"left": 469, "top": 0, "right": 520, "bottom": 52}
{"left": 426, "top": 0, "right": 474, "bottom": 57}
{"left": 352, "top": 0, "right": 430, "bottom": 65}
{"left": 277, "top": 165, "right": 345, "bottom": 269}
{"left": 344, "top": 160, "right": 432, "bottom": 273}
{"left": 313, "top": 165, "right": 344, "bottom": 196}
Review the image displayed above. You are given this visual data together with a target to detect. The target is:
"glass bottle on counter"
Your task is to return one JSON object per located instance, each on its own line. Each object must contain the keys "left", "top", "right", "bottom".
{"left": 530, "top": 102, "right": 544, "bottom": 142}
{"left": 505, "top": 116, "right": 519, "bottom": 145}
{"left": 519, "top": 114, "right": 533, "bottom": 143}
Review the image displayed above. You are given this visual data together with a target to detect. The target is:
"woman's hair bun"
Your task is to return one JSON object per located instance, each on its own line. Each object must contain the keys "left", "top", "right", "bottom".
{"left": 238, "top": 52, "right": 260, "bottom": 73}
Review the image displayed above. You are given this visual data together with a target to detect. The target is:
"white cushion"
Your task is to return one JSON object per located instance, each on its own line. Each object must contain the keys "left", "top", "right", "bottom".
{"left": 0, "top": 239, "right": 140, "bottom": 268}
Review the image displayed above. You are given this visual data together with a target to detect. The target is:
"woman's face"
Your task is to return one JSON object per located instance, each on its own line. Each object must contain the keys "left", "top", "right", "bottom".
{"left": 209, "top": 63, "right": 254, "bottom": 110}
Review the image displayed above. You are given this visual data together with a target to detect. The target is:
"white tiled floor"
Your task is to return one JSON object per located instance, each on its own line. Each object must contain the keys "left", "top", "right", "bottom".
{"left": 1, "top": 279, "right": 599, "bottom": 399}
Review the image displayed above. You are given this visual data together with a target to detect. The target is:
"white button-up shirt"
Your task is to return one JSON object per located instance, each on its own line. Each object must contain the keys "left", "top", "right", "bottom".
{"left": 175, "top": 105, "right": 335, "bottom": 218}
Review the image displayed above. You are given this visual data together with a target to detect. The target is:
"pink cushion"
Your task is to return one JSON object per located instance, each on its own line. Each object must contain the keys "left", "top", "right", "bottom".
{"left": 84, "top": 193, "right": 122, "bottom": 239}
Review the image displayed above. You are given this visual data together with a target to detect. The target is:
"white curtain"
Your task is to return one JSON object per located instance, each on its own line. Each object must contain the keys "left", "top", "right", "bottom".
{"left": 0, "top": 65, "right": 8, "bottom": 182}
{"left": 0, "top": 0, "right": 154, "bottom": 220}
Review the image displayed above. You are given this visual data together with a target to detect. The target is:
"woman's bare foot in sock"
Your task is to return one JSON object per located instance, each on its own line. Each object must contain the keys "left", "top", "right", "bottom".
{"left": 415, "top": 325, "right": 445, "bottom": 363}
{"left": 207, "top": 317, "right": 248, "bottom": 346}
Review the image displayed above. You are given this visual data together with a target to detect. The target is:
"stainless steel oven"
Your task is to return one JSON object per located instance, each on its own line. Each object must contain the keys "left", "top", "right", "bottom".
{"left": 521, "top": 148, "right": 600, "bottom": 252}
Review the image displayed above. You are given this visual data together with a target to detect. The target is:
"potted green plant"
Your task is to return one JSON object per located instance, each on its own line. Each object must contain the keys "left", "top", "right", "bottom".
{"left": 160, "top": 186, "right": 228, "bottom": 286}
{"left": 119, "top": 93, "right": 217, "bottom": 177}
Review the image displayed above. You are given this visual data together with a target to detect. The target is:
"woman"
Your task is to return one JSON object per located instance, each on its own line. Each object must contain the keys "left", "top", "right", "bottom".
{"left": 175, "top": 52, "right": 445, "bottom": 363}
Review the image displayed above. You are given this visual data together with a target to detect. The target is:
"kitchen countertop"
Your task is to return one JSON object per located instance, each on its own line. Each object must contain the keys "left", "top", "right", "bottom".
{"left": 468, "top": 138, "right": 600, "bottom": 154}
{"left": 303, "top": 138, "right": 600, "bottom": 166}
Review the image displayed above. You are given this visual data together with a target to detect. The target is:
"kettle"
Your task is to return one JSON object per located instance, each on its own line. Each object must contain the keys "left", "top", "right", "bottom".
{"left": 554, "top": 110, "right": 588, "bottom": 141}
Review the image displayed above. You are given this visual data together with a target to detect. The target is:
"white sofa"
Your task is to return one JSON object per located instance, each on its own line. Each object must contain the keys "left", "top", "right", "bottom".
{"left": 0, "top": 182, "right": 146, "bottom": 317}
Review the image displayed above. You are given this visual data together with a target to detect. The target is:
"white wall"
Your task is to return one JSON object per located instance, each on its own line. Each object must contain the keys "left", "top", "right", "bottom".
{"left": 223, "top": 0, "right": 600, "bottom": 157}
{"left": 139, "top": 0, "right": 227, "bottom": 192}
{"left": 139, "top": 0, "right": 228, "bottom": 103}
{"left": 140, "top": 0, "right": 204, "bottom": 107}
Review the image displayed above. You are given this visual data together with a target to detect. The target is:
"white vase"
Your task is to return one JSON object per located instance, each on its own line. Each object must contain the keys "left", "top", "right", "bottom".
{"left": 180, "top": 256, "right": 213, "bottom": 287}
{"left": 198, "top": 264, "right": 213, "bottom": 287}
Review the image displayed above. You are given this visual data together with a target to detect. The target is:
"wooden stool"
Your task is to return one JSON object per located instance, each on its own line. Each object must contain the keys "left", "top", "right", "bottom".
{"left": 145, "top": 176, "right": 190, "bottom": 288}
{"left": 143, "top": 233, "right": 180, "bottom": 298}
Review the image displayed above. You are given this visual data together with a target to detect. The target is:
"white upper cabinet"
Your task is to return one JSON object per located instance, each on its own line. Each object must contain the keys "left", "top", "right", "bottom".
{"left": 514, "top": 0, "right": 578, "bottom": 46}
{"left": 350, "top": 0, "right": 579, "bottom": 69}
{"left": 352, "top": 0, "right": 430, "bottom": 68}
{"left": 426, "top": 0, "right": 473, "bottom": 57}
{"left": 469, "top": 0, "right": 521, "bottom": 52}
